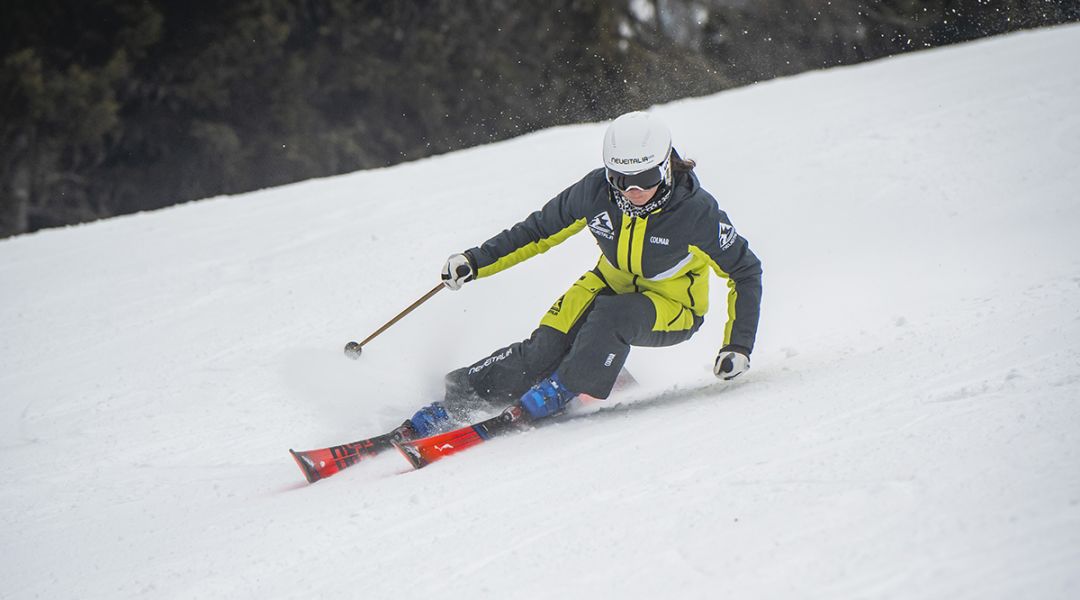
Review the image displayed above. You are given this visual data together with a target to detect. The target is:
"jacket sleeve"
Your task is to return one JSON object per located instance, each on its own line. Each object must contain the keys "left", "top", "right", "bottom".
{"left": 689, "top": 195, "right": 763, "bottom": 354}
{"left": 465, "top": 171, "right": 602, "bottom": 279}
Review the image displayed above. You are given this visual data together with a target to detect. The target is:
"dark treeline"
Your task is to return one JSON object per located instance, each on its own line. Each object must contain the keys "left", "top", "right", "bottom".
{"left": 2, "top": 0, "right": 1077, "bottom": 238}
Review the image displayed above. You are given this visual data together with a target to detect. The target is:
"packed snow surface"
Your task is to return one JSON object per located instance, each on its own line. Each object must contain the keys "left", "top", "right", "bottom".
{"left": 3, "top": 25, "right": 1079, "bottom": 599}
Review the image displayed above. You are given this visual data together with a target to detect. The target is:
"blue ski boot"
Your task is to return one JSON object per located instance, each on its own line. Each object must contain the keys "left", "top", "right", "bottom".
{"left": 409, "top": 402, "right": 453, "bottom": 438}
{"left": 520, "top": 372, "right": 577, "bottom": 419}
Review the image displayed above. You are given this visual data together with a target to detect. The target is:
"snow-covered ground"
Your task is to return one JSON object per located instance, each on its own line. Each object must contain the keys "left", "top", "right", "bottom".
{"left": 3, "top": 24, "right": 1079, "bottom": 599}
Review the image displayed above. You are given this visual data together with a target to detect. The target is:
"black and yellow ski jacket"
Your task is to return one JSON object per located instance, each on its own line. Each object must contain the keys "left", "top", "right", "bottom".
{"left": 464, "top": 167, "right": 763, "bottom": 353}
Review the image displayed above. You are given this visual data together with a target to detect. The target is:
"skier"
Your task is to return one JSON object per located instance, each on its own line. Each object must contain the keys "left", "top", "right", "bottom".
{"left": 408, "top": 111, "right": 762, "bottom": 437}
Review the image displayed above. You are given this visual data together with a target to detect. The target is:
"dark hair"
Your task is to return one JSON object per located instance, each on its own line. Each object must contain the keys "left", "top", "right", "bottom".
{"left": 671, "top": 156, "right": 696, "bottom": 172}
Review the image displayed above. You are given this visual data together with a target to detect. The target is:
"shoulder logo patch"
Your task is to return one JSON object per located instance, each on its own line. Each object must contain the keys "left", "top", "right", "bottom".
{"left": 547, "top": 296, "right": 563, "bottom": 316}
{"left": 589, "top": 211, "right": 615, "bottom": 240}
{"left": 719, "top": 222, "right": 738, "bottom": 250}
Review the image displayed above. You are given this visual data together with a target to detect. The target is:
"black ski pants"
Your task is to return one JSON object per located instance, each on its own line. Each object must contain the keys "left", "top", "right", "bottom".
{"left": 446, "top": 270, "right": 704, "bottom": 412}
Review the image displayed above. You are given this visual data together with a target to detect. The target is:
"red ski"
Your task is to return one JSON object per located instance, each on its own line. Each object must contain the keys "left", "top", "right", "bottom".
{"left": 291, "top": 368, "right": 639, "bottom": 481}
{"left": 394, "top": 404, "right": 529, "bottom": 469}
{"left": 289, "top": 422, "right": 411, "bottom": 483}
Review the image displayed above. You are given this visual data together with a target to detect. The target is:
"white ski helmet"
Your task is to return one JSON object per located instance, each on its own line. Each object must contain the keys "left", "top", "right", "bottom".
{"left": 602, "top": 111, "right": 673, "bottom": 192}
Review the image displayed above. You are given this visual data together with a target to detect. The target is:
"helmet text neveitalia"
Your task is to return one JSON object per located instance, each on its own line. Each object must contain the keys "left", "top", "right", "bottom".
{"left": 610, "top": 155, "right": 656, "bottom": 166}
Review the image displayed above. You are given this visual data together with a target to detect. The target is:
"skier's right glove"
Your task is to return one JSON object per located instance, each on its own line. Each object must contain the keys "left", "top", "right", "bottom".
{"left": 441, "top": 253, "right": 475, "bottom": 290}
{"left": 714, "top": 345, "right": 750, "bottom": 380}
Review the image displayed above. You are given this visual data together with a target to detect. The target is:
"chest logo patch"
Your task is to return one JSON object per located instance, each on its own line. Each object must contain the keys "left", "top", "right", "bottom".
{"left": 719, "top": 222, "right": 738, "bottom": 250}
{"left": 589, "top": 211, "right": 615, "bottom": 240}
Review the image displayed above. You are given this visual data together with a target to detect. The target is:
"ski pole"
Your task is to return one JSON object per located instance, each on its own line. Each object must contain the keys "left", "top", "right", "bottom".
{"left": 344, "top": 282, "right": 445, "bottom": 359}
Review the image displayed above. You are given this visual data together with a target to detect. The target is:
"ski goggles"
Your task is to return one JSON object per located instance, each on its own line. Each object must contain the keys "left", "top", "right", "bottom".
{"left": 605, "top": 163, "right": 665, "bottom": 192}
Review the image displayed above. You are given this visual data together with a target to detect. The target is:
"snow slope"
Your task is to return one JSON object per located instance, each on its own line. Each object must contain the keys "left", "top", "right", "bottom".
{"left": 2, "top": 25, "right": 1079, "bottom": 599}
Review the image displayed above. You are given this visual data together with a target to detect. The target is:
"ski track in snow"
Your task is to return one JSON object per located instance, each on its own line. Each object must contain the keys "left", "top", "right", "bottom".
{"left": 2, "top": 25, "right": 1080, "bottom": 599}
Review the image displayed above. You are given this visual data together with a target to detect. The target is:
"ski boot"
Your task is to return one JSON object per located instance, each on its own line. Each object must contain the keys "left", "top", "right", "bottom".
{"left": 408, "top": 401, "right": 454, "bottom": 438}
{"left": 519, "top": 372, "right": 577, "bottom": 419}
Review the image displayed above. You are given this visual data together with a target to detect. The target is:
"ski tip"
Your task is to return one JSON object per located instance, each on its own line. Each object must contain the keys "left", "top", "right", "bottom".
{"left": 289, "top": 448, "right": 321, "bottom": 484}
{"left": 392, "top": 439, "right": 428, "bottom": 470}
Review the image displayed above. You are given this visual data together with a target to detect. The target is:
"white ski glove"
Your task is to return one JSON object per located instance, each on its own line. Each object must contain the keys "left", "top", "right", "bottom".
{"left": 441, "top": 253, "right": 475, "bottom": 290}
{"left": 714, "top": 345, "right": 750, "bottom": 380}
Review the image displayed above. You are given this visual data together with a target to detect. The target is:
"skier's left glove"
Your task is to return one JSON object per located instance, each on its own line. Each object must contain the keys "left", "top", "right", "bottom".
{"left": 441, "top": 252, "right": 476, "bottom": 290}
{"left": 714, "top": 345, "right": 750, "bottom": 380}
